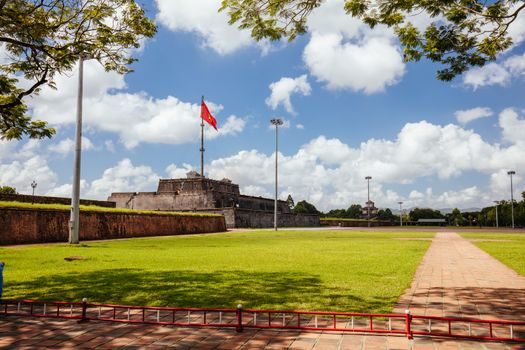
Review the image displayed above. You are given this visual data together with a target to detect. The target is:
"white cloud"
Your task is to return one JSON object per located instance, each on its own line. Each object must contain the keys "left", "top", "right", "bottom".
{"left": 48, "top": 137, "right": 95, "bottom": 155}
{"left": 28, "top": 61, "right": 246, "bottom": 149}
{"left": 165, "top": 163, "right": 194, "bottom": 179}
{"left": 499, "top": 108, "right": 525, "bottom": 145}
{"left": 454, "top": 107, "right": 493, "bottom": 124}
{"left": 301, "top": 136, "right": 356, "bottom": 165}
{"left": 303, "top": 0, "right": 405, "bottom": 93}
{"left": 463, "top": 52, "right": 525, "bottom": 88}
{"left": 86, "top": 159, "right": 159, "bottom": 198}
{"left": 463, "top": 63, "right": 511, "bottom": 89}
{"left": 0, "top": 156, "right": 58, "bottom": 195}
{"left": 202, "top": 118, "right": 525, "bottom": 211}
{"left": 155, "top": 0, "right": 263, "bottom": 55}
{"left": 507, "top": 3, "right": 525, "bottom": 45}
{"left": 265, "top": 75, "right": 311, "bottom": 115}
{"left": 503, "top": 52, "right": 525, "bottom": 76}
{"left": 104, "top": 140, "right": 115, "bottom": 153}
{"left": 296, "top": 123, "right": 305, "bottom": 130}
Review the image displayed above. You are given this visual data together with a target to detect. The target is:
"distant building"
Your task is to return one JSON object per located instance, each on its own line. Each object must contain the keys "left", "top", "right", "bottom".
{"left": 362, "top": 200, "right": 379, "bottom": 219}
{"left": 108, "top": 172, "right": 320, "bottom": 229}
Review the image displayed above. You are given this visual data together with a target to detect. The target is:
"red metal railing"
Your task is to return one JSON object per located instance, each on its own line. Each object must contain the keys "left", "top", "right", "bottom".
{"left": 1, "top": 299, "right": 523, "bottom": 343}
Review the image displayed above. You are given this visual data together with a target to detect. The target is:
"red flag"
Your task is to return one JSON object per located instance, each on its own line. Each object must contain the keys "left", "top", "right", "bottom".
{"left": 201, "top": 99, "right": 218, "bottom": 131}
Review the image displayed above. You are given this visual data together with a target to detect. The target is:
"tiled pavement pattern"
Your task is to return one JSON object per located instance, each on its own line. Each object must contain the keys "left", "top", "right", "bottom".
{"left": 395, "top": 232, "right": 525, "bottom": 320}
{"left": 1, "top": 316, "right": 524, "bottom": 349}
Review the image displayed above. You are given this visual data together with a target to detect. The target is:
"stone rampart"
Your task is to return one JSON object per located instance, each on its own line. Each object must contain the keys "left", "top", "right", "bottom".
{"left": 0, "top": 208, "right": 226, "bottom": 245}
{"left": 234, "top": 209, "right": 320, "bottom": 228}
{"left": 0, "top": 194, "right": 115, "bottom": 208}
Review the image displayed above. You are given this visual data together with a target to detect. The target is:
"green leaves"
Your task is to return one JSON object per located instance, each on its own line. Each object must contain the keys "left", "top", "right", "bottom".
{"left": 220, "top": 0, "right": 524, "bottom": 81}
{"left": 0, "top": 0, "right": 157, "bottom": 140}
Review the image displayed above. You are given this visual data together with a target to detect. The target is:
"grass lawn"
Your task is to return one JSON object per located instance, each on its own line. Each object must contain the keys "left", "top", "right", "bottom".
{"left": 0, "top": 230, "right": 433, "bottom": 313}
{"left": 0, "top": 201, "right": 219, "bottom": 217}
{"left": 460, "top": 232, "right": 525, "bottom": 276}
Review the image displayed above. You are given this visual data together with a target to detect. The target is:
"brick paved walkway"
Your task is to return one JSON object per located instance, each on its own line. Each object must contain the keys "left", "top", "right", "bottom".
{"left": 395, "top": 232, "right": 525, "bottom": 320}
{"left": 1, "top": 316, "right": 523, "bottom": 349}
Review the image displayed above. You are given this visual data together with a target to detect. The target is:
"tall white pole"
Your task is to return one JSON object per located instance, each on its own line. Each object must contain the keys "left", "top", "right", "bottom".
{"left": 365, "top": 176, "right": 372, "bottom": 227}
{"left": 69, "top": 56, "right": 84, "bottom": 244}
{"left": 274, "top": 124, "right": 278, "bottom": 231}
{"left": 508, "top": 171, "right": 516, "bottom": 229}
{"left": 271, "top": 118, "right": 283, "bottom": 231}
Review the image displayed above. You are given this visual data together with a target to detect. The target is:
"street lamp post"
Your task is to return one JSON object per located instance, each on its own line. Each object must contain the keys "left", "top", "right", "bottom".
{"left": 30, "top": 180, "right": 37, "bottom": 204}
{"left": 398, "top": 201, "right": 403, "bottom": 227}
{"left": 493, "top": 200, "right": 499, "bottom": 228}
{"left": 270, "top": 118, "right": 283, "bottom": 231}
{"left": 69, "top": 56, "right": 86, "bottom": 244}
{"left": 507, "top": 170, "right": 516, "bottom": 229}
{"left": 365, "top": 176, "right": 372, "bottom": 227}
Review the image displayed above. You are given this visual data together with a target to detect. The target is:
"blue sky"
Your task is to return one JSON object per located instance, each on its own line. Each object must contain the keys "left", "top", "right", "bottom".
{"left": 1, "top": 0, "right": 525, "bottom": 212}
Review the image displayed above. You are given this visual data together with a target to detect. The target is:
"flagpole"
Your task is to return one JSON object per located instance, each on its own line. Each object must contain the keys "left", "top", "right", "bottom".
{"left": 200, "top": 96, "right": 205, "bottom": 178}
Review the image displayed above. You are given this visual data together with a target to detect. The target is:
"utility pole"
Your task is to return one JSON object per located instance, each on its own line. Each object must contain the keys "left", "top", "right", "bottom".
{"left": 271, "top": 118, "right": 283, "bottom": 231}
{"left": 493, "top": 200, "right": 499, "bottom": 228}
{"left": 69, "top": 56, "right": 85, "bottom": 244}
{"left": 365, "top": 176, "right": 372, "bottom": 227}
{"left": 508, "top": 170, "right": 516, "bottom": 229}
{"left": 31, "top": 180, "right": 37, "bottom": 204}
{"left": 398, "top": 201, "right": 403, "bottom": 226}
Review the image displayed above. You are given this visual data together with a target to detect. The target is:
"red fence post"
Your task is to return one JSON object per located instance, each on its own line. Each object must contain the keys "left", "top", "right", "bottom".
{"left": 78, "top": 298, "right": 89, "bottom": 323}
{"left": 405, "top": 309, "right": 413, "bottom": 339}
{"left": 236, "top": 304, "right": 243, "bottom": 333}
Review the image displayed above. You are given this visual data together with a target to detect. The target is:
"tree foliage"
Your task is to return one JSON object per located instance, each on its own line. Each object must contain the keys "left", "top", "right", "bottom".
{"left": 220, "top": 0, "right": 525, "bottom": 80}
{"left": 0, "top": 185, "right": 17, "bottom": 194}
{"left": 346, "top": 204, "right": 362, "bottom": 218}
{"left": 292, "top": 200, "right": 320, "bottom": 214}
{"left": 322, "top": 203, "right": 362, "bottom": 218}
{"left": 0, "top": 0, "right": 156, "bottom": 140}
{"left": 408, "top": 207, "right": 444, "bottom": 221}
{"left": 377, "top": 208, "right": 395, "bottom": 221}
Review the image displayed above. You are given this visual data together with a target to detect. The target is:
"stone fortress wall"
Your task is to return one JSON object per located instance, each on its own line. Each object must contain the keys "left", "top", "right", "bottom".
{"left": 109, "top": 172, "right": 320, "bottom": 228}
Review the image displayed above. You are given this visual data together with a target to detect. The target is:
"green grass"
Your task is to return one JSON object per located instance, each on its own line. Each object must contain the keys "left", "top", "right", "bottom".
{"left": 0, "top": 201, "right": 219, "bottom": 217}
{"left": 0, "top": 230, "right": 434, "bottom": 313}
{"left": 460, "top": 232, "right": 525, "bottom": 276}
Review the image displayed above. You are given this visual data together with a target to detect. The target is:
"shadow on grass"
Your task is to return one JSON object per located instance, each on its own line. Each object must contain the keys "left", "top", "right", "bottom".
{"left": 6, "top": 269, "right": 316, "bottom": 309}
{"left": 6, "top": 269, "right": 396, "bottom": 312}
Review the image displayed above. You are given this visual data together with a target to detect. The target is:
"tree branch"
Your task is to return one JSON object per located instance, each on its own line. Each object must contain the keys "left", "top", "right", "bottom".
{"left": 0, "top": 67, "right": 49, "bottom": 111}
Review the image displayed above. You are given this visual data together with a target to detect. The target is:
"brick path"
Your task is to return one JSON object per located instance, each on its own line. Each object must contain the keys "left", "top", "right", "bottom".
{"left": 1, "top": 230, "right": 525, "bottom": 349}
{"left": 1, "top": 316, "right": 524, "bottom": 349}
{"left": 395, "top": 232, "right": 525, "bottom": 320}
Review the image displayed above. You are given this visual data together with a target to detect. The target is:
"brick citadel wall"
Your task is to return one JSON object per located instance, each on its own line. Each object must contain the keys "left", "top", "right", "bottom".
{"left": 0, "top": 208, "right": 226, "bottom": 245}
{"left": 0, "top": 194, "right": 116, "bottom": 208}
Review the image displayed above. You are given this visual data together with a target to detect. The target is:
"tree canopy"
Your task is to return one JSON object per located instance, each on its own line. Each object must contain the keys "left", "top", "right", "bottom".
{"left": 292, "top": 200, "right": 320, "bottom": 214}
{"left": 220, "top": 0, "right": 525, "bottom": 80}
{"left": 0, "top": 0, "right": 156, "bottom": 140}
{"left": 0, "top": 185, "right": 17, "bottom": 194}
{"left": 409, "top": 207, "right": 444, "bottom": 221}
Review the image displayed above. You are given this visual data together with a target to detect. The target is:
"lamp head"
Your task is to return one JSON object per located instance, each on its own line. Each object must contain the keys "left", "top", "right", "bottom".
{"left": 270, "top": 118, "right": 283, "bottom": 126}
